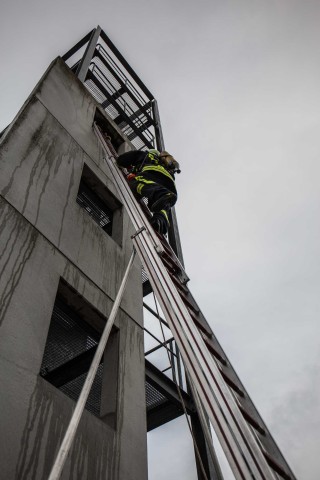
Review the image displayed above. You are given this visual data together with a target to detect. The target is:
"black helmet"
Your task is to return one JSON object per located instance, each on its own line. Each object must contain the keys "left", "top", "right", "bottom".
{"left": 160, "top": 151, "right": 181, "bottom": 173}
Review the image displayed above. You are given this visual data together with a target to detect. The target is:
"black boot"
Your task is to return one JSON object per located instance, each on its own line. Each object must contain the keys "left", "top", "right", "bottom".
{"left": 150, "top": 192, "right": 177, "bottom": 212}
{"left": 150, "top": 212, "right": 168, "bottom": 235}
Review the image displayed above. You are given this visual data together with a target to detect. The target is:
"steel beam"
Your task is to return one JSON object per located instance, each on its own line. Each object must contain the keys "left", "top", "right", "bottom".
{"left": 100, "top": 30, "right": 154, "bottom": 101}
{"left": 143, "top": 301, "right": 170, "bottom": 328}
{"left": 152, "top": 99, "right": 185, "bottom": 264}
{"left": 95, "top": 48, "right": 154, "bottom": 125}
{"left": 145, "top": 359, "right": 193, "bottom": 412}
{"left": 87, "top": 69, "right": 154, "bottom": 148}
{"left": 147, "top": 401, "right": 184, "bottom": 431}
{"left": 76, "top": 26, "right": 102, "bottom": 82}
{"left": 41, "top": 347, "right": 98, "bottom": 388}
{"left": 62, "top": 29, "right": 94, "bottom": 62}
{"left": 190, "top": 410, "right": 224, "bottom": 480}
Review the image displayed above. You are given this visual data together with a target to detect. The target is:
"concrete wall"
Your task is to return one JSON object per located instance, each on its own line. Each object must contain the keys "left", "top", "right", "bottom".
{"left": 0, "top": 58, "right": 147, "bottom": 480}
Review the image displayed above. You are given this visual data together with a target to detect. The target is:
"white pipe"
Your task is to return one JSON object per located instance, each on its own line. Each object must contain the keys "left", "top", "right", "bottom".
{"left": 48, "top": 249, "right": 136, "bottom": 480}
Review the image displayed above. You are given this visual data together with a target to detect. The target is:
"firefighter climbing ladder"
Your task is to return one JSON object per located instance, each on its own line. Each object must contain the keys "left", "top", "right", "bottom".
{"left": 48, "top": 123, "right": 297, "bottom": 480}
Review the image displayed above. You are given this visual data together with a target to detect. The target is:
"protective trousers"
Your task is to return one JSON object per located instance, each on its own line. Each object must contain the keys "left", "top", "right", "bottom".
{"left": 130, "top": 178, "right": 177, "bottom": 234}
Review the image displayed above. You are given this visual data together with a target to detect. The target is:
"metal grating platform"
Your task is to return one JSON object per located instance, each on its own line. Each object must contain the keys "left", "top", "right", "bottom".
{"left": 146, "top": 380, "right": 167, "bottom": 410}
{"left": 60, "top": 365, "right": 103, "bottom": 417}
{"left": 40, "top": 299, "right": 187, "bottom": 425}
{"left": 41, "top": 302, "right": 99, "bottom": 371}
{"left": 40, "top": 300, "right": 102, "bottom": 417}
{"left": 63, "top": 27, "right": 163, "bottom": 151}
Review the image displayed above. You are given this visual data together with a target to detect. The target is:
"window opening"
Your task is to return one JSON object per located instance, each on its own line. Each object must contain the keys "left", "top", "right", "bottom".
{"left": 76, "top": 163, "right": 123, "bottom": 246}
{"left": 40, "top": 297, "right": 103, "bottom": 417}
{"left": 77, "top": 179, "right": 113, "bottom": 235}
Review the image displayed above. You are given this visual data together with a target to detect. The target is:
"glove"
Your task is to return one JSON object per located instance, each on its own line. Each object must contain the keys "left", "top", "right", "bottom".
{"left": 127, "top": 173, "right": 136, "bottom": 181}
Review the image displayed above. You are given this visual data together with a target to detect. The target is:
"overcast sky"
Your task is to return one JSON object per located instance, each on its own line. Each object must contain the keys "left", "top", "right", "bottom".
{"left": 1, "top": 1, "right": 320, "bottom": 479}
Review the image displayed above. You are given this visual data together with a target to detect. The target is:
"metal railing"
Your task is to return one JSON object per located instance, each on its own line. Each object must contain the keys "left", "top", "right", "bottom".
{"left": 63, "top": 26, "right": 159, "bottom": 150}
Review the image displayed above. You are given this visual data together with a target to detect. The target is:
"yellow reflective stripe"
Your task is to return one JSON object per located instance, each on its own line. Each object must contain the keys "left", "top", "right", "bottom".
{"left": 135, "top": 176, "right": 156, "bottom": 184}
{"left": 136, "top": 183, "right": 144, "bottom": 195}
{"left": 148, "top": 153, "right": 159, "bottom": 163}
{"left": 142, "top": 165, "right": 174, "bottom": 182}
{"left": 160, "top": 209, "right": 170, "bottom": 224}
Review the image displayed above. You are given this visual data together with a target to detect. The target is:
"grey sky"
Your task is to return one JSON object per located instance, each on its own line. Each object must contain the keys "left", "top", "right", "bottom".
{"left": 1, "top": 0, "right": 320, "bottom": 479}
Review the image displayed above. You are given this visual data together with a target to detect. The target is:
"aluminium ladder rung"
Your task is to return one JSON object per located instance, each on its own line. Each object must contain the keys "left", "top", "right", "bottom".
{"left": 201, "top": 333, "right": 228, "bottom": 365}
{"left": 153, "top": 230, "right": 189, "bottom": 284}
{"left": 238, "top": 406, "right": 266, "bottom": 436}
{"left": 264, "top": 453, "right": 292, "bottom": 480}
{"left": 188, "top": 309, "right": 213, "bottom": 336}
{"left": 161, "top": 255, "right": 179, "bottom": 274}
{"left": 178, "top": 291, "right": 200, "bottom": 315}
{"left": 167, "top": 271, "right": 189, "bottom": 295}
{"left": 161, "top": 249, "right": 182, "bottom": 273}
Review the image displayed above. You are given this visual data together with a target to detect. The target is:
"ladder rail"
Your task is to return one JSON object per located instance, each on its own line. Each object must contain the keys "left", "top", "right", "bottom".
{"left": 174, "top": 284, "right": 296, "bottom": 479}
{"left": 95, "top": 124, "right": 279, "bottom": 480}
{"left": 133, "top": 232, "right": 275, "bottom": 480}
{"left": 188, "top": 376, "right": 225, "bottom": 480}
{"left": 131, "top": 150, "right": 296, "bottom": 479}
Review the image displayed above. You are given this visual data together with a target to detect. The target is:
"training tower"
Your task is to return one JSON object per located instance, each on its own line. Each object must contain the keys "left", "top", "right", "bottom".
{"left": 0, "top": 26, "right": 296, "bottom": 480}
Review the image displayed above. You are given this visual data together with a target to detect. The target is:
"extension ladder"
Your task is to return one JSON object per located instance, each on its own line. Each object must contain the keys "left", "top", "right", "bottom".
{"left": 94, "top": 123, "right": 296, "bottom": 480}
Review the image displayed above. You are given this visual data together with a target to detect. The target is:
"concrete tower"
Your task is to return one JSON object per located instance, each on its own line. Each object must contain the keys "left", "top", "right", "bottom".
{"left": 0, "top": 56, "right": 148, "bottom": 479}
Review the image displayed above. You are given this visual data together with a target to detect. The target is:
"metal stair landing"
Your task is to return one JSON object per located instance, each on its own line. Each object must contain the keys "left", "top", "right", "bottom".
{"left": 63, "top": 27, "right": 161, "bottom": 151}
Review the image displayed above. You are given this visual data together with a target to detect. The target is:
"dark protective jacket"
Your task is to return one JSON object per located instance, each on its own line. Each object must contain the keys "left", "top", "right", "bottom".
{"left": 116, "top": 150, "right": 177, "bottom": 196}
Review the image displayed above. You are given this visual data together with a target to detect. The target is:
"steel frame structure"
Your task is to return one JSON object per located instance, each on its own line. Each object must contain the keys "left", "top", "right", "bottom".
{"left": 62, "top": 25, "right": 183, "bottom": 262}
{"left": 62, "top": 26, "right": 216, "bottom": 479}
{"left": 95, "top": 124, "right": 296, "bottom": 480}
{"left": 61, "top": 26, "right": 296, "bottom": 480}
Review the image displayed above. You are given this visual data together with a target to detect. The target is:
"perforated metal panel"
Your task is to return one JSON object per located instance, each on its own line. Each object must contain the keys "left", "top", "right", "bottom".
{"left": 145, "top": 381, "right": 167, "bottom": 410}
{"left": 60, "top": 365, "right": 103, "bottom": 417}
{"left": 77, "top": 180, "right": 113, "bottom": 235}
{"left": 41, "top": 300, "right": 165, "bottom": 418}
{"left": 40, "top": 300, "right": 102, "bottom": 417}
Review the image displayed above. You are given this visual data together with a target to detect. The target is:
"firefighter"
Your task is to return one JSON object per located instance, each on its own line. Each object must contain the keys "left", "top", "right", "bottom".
{"left": 116, "top": 149, "right": 180, "bottom": 235}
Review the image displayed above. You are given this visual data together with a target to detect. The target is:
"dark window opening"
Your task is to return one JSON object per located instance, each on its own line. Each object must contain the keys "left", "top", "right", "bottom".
{"left": 40, "top": 297, "right": 103, "bottom": 417}
{"left": 76, "top": 164, "right": 123, "bottom": 246}
{"left": 77, "top": 179, "right": 113, "bottom": 235}
{"left": 40, "top": 280, "right": 120, "bottom": 427}
{"left": 94, "top": 107, "right": 126, "bottom": 151}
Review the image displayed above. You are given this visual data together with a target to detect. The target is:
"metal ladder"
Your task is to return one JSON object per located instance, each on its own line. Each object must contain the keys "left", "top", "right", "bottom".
{"left": 95, "top": 123, "right": 296, "bottom": 480}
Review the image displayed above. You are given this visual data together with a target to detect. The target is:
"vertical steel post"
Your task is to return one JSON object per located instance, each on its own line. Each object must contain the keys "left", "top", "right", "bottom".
{"left": 188, "top": 379, "right": 225, "bottom": 480}
{"left": 168, "top": 208, "right": 185, "bottom": 266}
{"left": 175, "top": 342, "right": 184, "bottom": 388}
{"left": 152, "top": 99, "right": 165, "bottom": 152}
{"left": 48, "top": 249, "right": 136, "bottom": 480}
{"left": 152, "top": 99, "right": 185, "bottom": 265}
{"left": 76, "top": 25, "right": 102, "bottom": 82}
{"left": 169, "top": 339, "right": 176, "bottom": 380}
